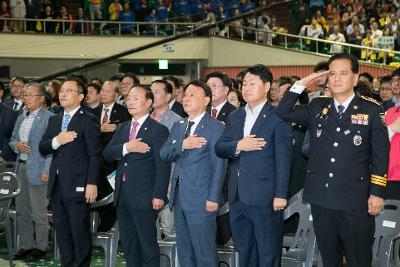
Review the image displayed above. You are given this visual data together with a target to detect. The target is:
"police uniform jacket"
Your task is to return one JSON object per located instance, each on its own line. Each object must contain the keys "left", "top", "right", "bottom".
{"left": 276, "top": 90, "right": 389, "bottom": 211}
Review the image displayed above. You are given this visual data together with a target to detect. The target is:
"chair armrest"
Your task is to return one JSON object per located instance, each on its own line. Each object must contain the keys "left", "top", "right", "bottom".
{"left": 91, "top": 192, "right": 114, "bottom": 209}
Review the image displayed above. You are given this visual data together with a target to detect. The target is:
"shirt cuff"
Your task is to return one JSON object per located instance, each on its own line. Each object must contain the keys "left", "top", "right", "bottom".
{"left": 52, "top": 137, "right": 61, "bottom": 150}
{"left": 122, "top": 143, "right": 129, "bottom": 156}
{"left": 289, "top": 82, "right": 306, "bottom": 94}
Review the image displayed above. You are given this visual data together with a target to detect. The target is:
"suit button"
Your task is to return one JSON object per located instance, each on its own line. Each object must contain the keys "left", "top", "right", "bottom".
{"left": 124, "top": 163, "right": 127, "bottom": 166}
{"left": 329, "top": 173, "right": 333, "bottom": 177}
{"left": 330, "top": 158, "right": 335, "bottom": 163}
{"left": 333, "top": 142, "right": 338, "bottom": 147}
{"left": 325, "top": 183, "right": 329, "bottom": 188}
{"left": 336, "top": 127, "right": 341, "bottom": 132}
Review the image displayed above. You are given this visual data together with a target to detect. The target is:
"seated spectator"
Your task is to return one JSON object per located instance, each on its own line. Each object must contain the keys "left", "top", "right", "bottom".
{"left": 55, "top": 5, "right": 73, "bottom": 34}
{"left": 118, "top": 2, "right": 135, "bottom": 34}
{"left": 0, "top": 0, "right": 11, "bottom": 32}
{"left": 305, "top": 18, "right": 324, "bottom": 39}
{"left": 216, "top": 6, "right": 228, "bottom": 36}
{"left": 371, "top": 21, "right": 383, "bottom": 40}
{"left": 346, "top": 15, "right": 365, "bottom": 36}
{"left": 387, "top": 13, "right": 398, "bottom": 45}
{"left": 156, "top": 0, "right": 168, "bottom": 21}
{"left": 144, "top": 8, "right": 159, "bottom": 34}
{"left": 361, "top": 29, "right": 377, "bottom": 61}
{"left": 108, "top": 0, "right": 122, "bottom": 22}
{"left": 244, "top": 14, "right": 256, "bottom": 40}
{"left": 227, "top": 88, "right": 245, "bottom": 108}
{"left": 328, "top": 24, "right": 346, "bottom": 53}
{"left": 379, "top": 75, "right": 394, "bottom": 102}
{"left": 340, "top": 11, "right": 350, "bottom": 31}
{"left": 75, "top": 7, "right": 89, "bottom": 34}
{"left": 40, "top": 4, "right": 55, "bottom": 33}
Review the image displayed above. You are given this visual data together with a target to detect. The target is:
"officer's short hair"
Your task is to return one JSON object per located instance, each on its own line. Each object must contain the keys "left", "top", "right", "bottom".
{"left": 130, "top": 85, "right": 154, "bottom": 103}
{"left": 314, "top": 61, "right": 329, "bottom": 72}
{"left": 328, "top": 53, "right": 359, "bottom": 74}
{"left": 244, "top": 64, "right": 273, "bottom": 84}
{"left": 205, "top": 71, "right": 232, "bottom": 89}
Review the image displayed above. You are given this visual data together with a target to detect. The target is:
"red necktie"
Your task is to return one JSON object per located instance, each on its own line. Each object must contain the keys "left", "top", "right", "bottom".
{"left": 211, "top": 108, "right": 217, "bottom": 119}
{"left": 122, "top": 121, "right": 139, "bottom": 182}
{"left": 102, "top": 108, "right": 109, "bottom": 124}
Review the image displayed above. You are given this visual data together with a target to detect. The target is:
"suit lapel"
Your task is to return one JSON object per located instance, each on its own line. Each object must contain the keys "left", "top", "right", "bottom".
{"left": 250, "top": 103, "right": 273, "bottom": 135}
{"left": 236, "top": 108, "right": 246, "bottom": 139}
{"left": 136, "top": 116, "right": 152, "bottom": 140}
{"left": 193, "top": 113, "right": 211, "bottom": 136}
{"left": 217, "top": 102, "right": 229, "bottom": 121}
{"left": 54, "top": 112, "right": 63, "bottom": 133}
{"left": 67, "top": 107, "right": 84, "bottom": 131}
{"left": 110, "top": 104, "right": 119, "bottom": 123}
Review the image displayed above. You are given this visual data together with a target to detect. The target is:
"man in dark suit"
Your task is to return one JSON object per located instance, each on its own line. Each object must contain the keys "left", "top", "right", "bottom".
{"left": 85, "top": 83, "right": 101, "bottom": 110}
{"left": 103, "top": 85, "right": 170, "bottom": 267}
{"left": 91, "top": 80, "right": 131, "bottom": 231}
{"left": 215, "top": 64, "right": 293, "bottom": 267}
{"left": 383, "top": 68, "right": 400, "bottom": 111}
{"left": 39, "top": 78, "right": 101, "bottom": 267}
{"left": 4, "top": 77, "right": 25, "bottom": 112}
{"left": 164, "top": 76, "right": 188, "bottom": 117}
{"left": 205, "top": 71, "right": 237, "bottom": 246}
{"left": 117, "top": 73, "right": 140, "bottom": 106}
{"left": 276, "top": 53, "right": 389, "bottom": 267}
{"left": 161, "top": 80, "right": 226, "bottom": 267}
{"left": 0, "top": 103, "right": 17, "bottom": 163}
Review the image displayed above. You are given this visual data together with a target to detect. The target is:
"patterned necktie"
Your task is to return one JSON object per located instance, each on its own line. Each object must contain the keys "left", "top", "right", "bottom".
{"left": 102, "top": 108, "right": 109, "bottom": 124}
{"left": 337, "top": 105, "right": 345, "bottom": 120}
{"left": 61, "top": 114, "right": 71, "bottom": 131}
{"left": 211, "top": 108, "right": 217, "bottom": 119}
{"left": 185, "top": 121, "right": 195, "bottom": 138}
{"left": 122, "top": 121, "right": 139, "bottom": 182}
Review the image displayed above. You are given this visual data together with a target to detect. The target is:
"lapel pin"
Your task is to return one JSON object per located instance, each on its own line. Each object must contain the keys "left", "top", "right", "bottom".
{"left": 222, "top": 113, "right": 226, "bottom": 116}
{"left": 328, "top": 104, "right": 331, "bottom": 108}
{"left": 263, "top": 114, "right": 266, "bottom": 118}
{"left": 144, "top": 127, "right": 147, "bottom": 131}
{"left": 80, "top": 111, "right": 83, "bottom": 114}
{"left": 353, "top": 105, "right": 358, "bottom": 110}
{"left": 179, "top": 120, "right": 184, "bottom": 124}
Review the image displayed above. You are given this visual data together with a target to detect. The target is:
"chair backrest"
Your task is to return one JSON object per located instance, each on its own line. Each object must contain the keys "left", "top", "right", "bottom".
{"left": 0, "top": 172, "right": 21, "bottom": 222}
{"left": 283, "top": 190, "right": 314, "bottom": 259}
{"left": 90, "top": 192, "right": 114, "bottom": 233}
{"left": 372, "top": 200, "right": 400, "bottom": 267}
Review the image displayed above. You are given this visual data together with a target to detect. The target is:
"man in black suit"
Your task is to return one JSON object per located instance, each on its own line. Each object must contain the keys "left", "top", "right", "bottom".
{"left": 117, "top": 73, "right": 140, "bottom": 106}
{"left": 164, "top": 76, "right": 188, "bottom": 117}
{"left": 92, "top": 80, "right": 130, "bottom": 231}
{"left": 103, "top": 85, "right": 171, "bottom": 267}
{"left": 85, "top": 83, "right": 101, "bottom": 110}
{"left": 39, "top": 78, "right": 101, "bottom": 267}
{"left": 0, "top": 103, "right": 17, "bottom": 162}
{"left": 205, "top": 71, "right": 237, "bottom": 246}
{"left": 4, "top": 77, "right": 26, "bottom": 112}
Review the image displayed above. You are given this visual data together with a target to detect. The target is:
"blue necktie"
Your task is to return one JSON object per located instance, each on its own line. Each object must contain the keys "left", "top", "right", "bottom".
{"left": 61, "top": 114, "right": 71, "bottom": 131}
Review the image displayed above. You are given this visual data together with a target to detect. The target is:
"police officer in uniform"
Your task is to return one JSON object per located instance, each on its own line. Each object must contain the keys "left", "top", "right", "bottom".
{"left": 276, "top": 53, "right": 389, "bottom": 267}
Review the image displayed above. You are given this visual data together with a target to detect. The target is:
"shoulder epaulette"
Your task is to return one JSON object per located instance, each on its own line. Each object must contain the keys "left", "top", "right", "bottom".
{"left": 361, "top": 95, "right": 381, "bottom": 106}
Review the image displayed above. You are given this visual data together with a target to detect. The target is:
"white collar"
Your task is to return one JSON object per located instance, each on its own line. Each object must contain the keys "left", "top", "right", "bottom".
{"left": 103, "top": 102, "right": 115, "bottom": 111}
{"left": 245, "top": 100, "right": 267, "bottom": 115}
{"left": 333, "top": 93, "right": 355, "bottom": 113}
{"left": 132, "top": 113, "right": 149, "bottom": 126}
{"left": 212, "top": 100, "right": 227, "bottom": 113}
{"left": 63, "top": 106, "right": 81, "bottom": 118}
{"left": 188, "top": 111, "right": 206, "bottom": 125}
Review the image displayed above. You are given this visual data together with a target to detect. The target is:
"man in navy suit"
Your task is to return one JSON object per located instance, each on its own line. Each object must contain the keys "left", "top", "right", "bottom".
{"left": 103, "top": 85, "right": 170, "bottom": 267}
{"left": 160, "top": 80, "right": 226, "bottom": 267}
{"left": 215, "top": 65, "right": 293, "bottom": 267}
{"left": 39, "top": 78, "right": 101, "bottom": 267}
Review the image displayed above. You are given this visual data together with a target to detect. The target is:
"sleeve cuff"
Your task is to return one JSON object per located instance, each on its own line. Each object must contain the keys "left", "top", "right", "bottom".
{"left": 52, "top": 137, "right": 61, "bottom": 150}
{"left": 289, "top": 82, "right": 306, "bottom": 94}
{"left": 122, "top": 143, "right": 129, "bottom": 156}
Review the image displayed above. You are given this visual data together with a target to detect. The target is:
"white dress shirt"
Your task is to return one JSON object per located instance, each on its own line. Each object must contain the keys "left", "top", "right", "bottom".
{"left": 101, "top": 102, "right": 115, "bottom": 123}
{"left": 187, "top": 112, "right": 206, "bottom": 136}
{"left": 243, "top": 100, "right": 267, "bottom": 137}
{"left": 211, "top": 100, "right": 227, "bottom": 118}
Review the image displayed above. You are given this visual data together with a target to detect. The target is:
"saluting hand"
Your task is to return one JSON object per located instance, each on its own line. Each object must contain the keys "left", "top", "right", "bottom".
{"left": 85, "top": 184, "right": 97, "bottom": 203}
{"left": 236, "top": 135, "right": 266, "bottom": 152}
{"left": 297, "top": 71, "right": 330, "bottom": 87}
{"left": 56, "top": 130, "right": 77, "bottom": 145}
{"left": 368, "top": 195, "right": 384, "bottom": 216}
{"left": 126, "top": 138, "right": 151, "bottom": 153}
{"left": 182, "top": 135, "right": 207, "bottom": 150}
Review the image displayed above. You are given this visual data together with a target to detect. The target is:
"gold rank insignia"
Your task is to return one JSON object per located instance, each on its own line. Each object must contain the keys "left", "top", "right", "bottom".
{"left": 380, "top": 113, "right": 386, "bottom": 126}
{"left": 371, "top": 174, "right": 387, "bottom": 187}
{"left": 322, "top": 107, "right": 329, "bottom": 115}
{"left": 361, "top": 95, "right": 381, "bottom": 106}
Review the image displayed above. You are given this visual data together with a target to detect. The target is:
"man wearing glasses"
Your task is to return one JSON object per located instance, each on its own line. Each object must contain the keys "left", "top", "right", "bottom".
{"left": 4, "top": 76, "right": 26, "bottom": 111}
{"left": 40, "top": 78, "right": 101, "bottom": 267}
{"left": 383, "top": 68, "right": 400, "bottom": 111}
{"left": 9, "top": 83, "right": 53, "bottom": 261}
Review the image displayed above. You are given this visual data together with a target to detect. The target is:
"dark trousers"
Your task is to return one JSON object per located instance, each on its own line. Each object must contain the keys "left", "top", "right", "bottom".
{"left": 51, "top": 177, "right": 92, "bottom": 267}
{"left": 230, "top": 196, "right": 283, "bottom": 267}
{"left": 116, "top": 183, "right": 159, "bottom": 267}
{"left": 311, "top": 205, "right": 375, "bottom": 267}
{"left": 174, "top": 188, "right": 218, "bottom": 267}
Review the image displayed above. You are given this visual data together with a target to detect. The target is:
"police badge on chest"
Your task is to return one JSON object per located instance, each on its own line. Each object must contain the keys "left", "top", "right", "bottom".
{"left": 353, "top": 134, "right": 362, "bottom": 146}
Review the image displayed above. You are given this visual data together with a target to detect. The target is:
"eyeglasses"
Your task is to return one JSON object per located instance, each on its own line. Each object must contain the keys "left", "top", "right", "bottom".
{"left": 59, "top": 88, "right": 80, "bottom": 94}
{"left": 22, "top": 94, "right": 42, "bottom": 98}
{"left": 392, "top": 78, "right": 400, "bottom": 83}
